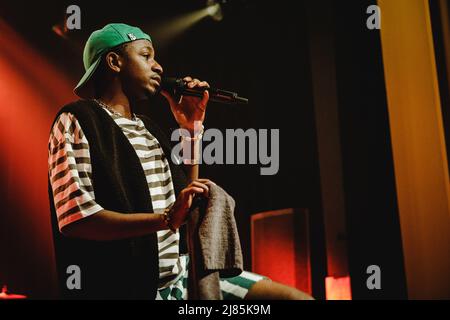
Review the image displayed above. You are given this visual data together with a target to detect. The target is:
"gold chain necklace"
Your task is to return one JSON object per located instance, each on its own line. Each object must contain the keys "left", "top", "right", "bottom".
{"left": 93, "top": 99, "right": 137, "bottom": 121}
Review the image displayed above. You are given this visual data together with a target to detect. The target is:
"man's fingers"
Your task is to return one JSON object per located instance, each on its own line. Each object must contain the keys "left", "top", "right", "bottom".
{"left": 191, "top": 181, "right": 209, "bottom": 190}
{"left": 186, "top": 78, "right": 210, "bottom": 89}
{"left": 182, "top": 77, "right": 209, "bottom": 88}
{"left": 184, "top": 186, "right": 205, "bottom": 195}
{"left": 190, "top": 181, "right": 210, "bottom": 197}
{"left": 187, "top": 78, "right": 201, "bottom": 88}
{"left": 160, "top": 90, "right": 176, "bottom": 105}
{"left": 161, "top": 90, "right": 184, "bottom": 107}
{"left": 200, "top": 90, "right": 209, "bottom": 109}
{"left": 195, "top": 178, "right": 215, "bottom": 185}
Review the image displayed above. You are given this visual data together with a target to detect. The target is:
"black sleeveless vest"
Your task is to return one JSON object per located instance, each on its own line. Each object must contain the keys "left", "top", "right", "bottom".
{"left": 48, "top": 99, "right": 188, "bottom": 299}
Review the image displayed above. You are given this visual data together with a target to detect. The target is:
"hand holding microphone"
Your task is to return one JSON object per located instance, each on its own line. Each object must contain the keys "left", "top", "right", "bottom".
{"left": 159, "top": 76, "right": 248, "bottom": 133}
{"left": 160, "top": 76, "right": 249, "bottom": 105}
{"left": 159, "top": 76, "right": 210, "bottom": 133}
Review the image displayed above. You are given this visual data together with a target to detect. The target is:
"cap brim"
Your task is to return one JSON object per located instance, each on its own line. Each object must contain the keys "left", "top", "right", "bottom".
{"left": 73, "top": 56, "right": 102, "bottom": 99}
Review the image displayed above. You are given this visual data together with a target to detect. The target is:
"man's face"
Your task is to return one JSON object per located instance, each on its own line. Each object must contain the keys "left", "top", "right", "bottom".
{"left": 119, "top": 39, "right": 163, "bottom": 99}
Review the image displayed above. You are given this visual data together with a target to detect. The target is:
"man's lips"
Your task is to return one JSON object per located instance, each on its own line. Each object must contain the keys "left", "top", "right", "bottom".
{"left": 151, "top": 76, "right": 161, "bottom": 86}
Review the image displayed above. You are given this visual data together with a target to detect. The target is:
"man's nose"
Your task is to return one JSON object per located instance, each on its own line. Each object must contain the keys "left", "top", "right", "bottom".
{"left": 152, "top": 60, "right": 163, "bottom": 75}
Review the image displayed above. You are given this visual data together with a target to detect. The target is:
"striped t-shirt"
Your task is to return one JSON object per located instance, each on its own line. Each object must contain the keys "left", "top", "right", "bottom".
{"left": 47, "top": 105, "right": 185, "bottom": 289}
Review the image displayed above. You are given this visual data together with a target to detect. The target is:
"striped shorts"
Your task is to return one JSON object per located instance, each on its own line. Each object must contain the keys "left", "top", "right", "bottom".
{"left": 156, "top": 255, "right": 269, "bottom": 300}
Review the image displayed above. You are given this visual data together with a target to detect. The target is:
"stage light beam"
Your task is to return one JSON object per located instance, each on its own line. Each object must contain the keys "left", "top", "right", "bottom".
{"left": 145, "top": 8, "right": 210, "bottom": 49}
{"left": 145, "top": 1, "right": 225, "bottom": 49}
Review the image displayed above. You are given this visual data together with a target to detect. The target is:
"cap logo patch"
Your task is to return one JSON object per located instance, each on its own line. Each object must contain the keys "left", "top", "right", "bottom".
{"left": 127, "top": 33, "right": 137, "bottom": 40}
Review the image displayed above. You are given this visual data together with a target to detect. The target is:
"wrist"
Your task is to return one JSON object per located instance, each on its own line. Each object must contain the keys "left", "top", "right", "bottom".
{"left": 179, "top": 124, "right": 204, "bottom": 139}
{"left": 179, "top": 125, "right": 204, "bottom": 165}
{"left": 163, "top": 208, "right": 177, "bottom": 232}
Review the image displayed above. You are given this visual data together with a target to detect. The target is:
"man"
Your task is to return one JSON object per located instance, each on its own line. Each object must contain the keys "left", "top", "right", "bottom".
{"left": 48, "top": 23, "right": 312, "bottom": 300}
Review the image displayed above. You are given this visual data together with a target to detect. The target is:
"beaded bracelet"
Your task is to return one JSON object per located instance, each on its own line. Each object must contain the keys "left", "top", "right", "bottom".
{"left": 179, "top": 125, "right": 204, "bottom": 141}
{"left": 180, "top": 125, "right": 204, "bottom": 165}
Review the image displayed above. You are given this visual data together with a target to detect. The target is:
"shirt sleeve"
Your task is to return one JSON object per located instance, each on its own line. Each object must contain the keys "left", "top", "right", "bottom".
{"left": 48, "top": 112, "right": 104, "bottom": 232}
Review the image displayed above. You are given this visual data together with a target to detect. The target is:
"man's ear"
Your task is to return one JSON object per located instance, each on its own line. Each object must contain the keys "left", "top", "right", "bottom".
{"left": 105, "top": 51, "right": 122, "bottom": 73}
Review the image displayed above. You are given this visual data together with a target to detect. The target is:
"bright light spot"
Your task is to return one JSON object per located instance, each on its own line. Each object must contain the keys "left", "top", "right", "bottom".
{"left": 207, "top": 0, "right": 223, "bottom": 21}
{"left": 207, "top": 3, "right": 220, "bottom": 16}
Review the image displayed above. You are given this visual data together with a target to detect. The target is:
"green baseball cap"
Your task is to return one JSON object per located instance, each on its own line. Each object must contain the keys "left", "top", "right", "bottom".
{"left": 74, "top": 23, "right": 152, "bottom": 99}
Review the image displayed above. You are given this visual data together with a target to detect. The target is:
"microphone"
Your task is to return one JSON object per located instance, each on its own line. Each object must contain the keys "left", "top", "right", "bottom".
{"left": 160, "top": 77, "right": 249, "bottom": 105}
